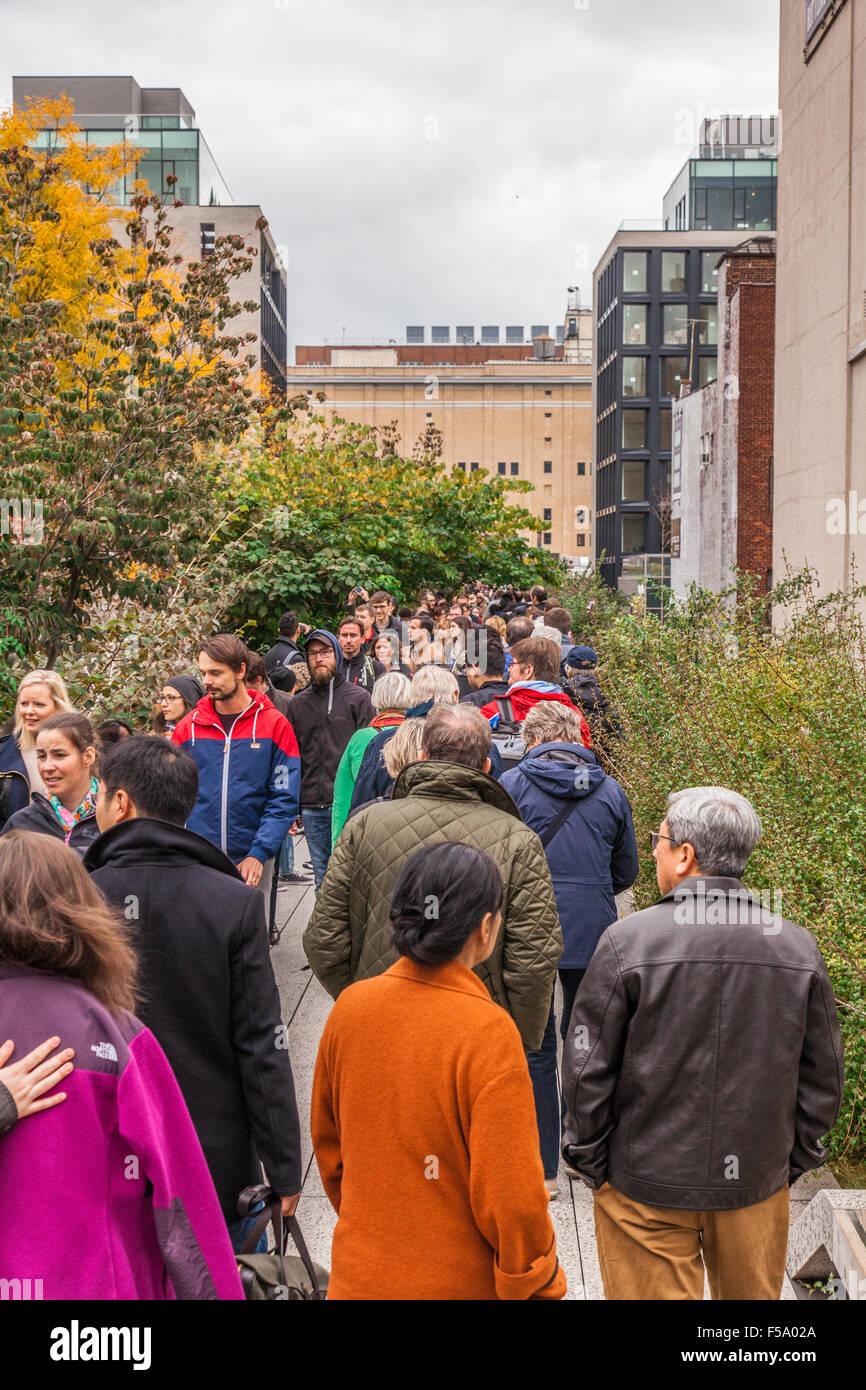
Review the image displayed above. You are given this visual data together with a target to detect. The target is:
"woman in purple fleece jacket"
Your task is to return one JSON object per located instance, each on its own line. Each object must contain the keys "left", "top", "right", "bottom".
{"left": 0, "top": 831, "right": 243, "bottom": 1301}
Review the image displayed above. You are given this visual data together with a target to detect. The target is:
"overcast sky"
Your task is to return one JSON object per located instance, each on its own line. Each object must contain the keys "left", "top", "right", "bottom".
{"left": 1, "top": 0, "right": 779, "bottom": 350}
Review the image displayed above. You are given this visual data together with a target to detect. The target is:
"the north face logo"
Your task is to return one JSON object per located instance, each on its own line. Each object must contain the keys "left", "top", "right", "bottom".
{"left": 91, "top": 1042, "right": 118, "bottom": 1062}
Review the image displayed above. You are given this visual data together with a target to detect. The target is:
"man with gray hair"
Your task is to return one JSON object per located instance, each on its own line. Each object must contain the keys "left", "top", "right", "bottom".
{"left": 304, "top": 703, "right": 562, "bottom": 1053}
{"left": 562, "top": 785, "right": 843, "bottom": 1301}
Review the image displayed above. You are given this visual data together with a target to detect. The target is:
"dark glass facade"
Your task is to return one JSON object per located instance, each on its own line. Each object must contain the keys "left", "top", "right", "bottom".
{"left": 260, "top": 236, "right": 288, "bottom": 396}
{"left": 594, "top": 244, "right": 724, "bottom": 587}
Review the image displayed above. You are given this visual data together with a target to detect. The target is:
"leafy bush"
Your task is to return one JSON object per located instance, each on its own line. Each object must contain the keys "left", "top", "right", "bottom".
{"left": 593, "top": 569, "right": 866, "bottom": 1164}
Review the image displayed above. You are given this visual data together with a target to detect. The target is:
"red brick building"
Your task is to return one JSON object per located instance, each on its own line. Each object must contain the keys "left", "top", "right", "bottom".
{"left": 671, "top": 237, "right": 775, "bottom": 600}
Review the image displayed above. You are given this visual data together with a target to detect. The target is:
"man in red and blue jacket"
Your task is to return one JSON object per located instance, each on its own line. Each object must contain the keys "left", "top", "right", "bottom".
{"left": 172, "top": 635, "right": 300, "bottom": 891}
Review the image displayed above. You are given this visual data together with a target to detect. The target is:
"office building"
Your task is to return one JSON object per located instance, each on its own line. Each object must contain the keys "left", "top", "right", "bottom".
{"left": 13, "top": 75, "right": 287, "bottom": 395}
{"left": 289, "top": 296, "right": 594, "bottom": 565}
{"left": 593, "top": 115, "right": 777, "bottom": 596}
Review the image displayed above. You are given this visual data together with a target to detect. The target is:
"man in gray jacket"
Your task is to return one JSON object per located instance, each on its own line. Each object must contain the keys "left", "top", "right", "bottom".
{"left": 562, "top": 785, "right": 844, "bottom": 1301}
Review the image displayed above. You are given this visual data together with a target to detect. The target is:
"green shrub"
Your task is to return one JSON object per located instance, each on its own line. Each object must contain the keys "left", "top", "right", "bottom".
{"left": 592, "top": 569, "right": 866, "bottom": 1164}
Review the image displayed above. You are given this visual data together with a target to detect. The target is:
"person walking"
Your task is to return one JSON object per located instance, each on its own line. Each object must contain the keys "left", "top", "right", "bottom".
{"left": 338, "top": 617, "right": 385, "bottom": 693}
{"left": 87, "top": 735, "right": 302, "bottom": 1252}
{"left": 152, "top": 673, "right": 203, "bottom": 738}
{"left": 1, "top": 713, "right": 101, "bottom": 857}
{"left": 460, "top": 630, "right": 510, "bottom": 709}
{"left": 500, "top": 701, "right": 639, "bottom": 1196}
{"left": 0, "top": 670, "right": 75, "bottom": 831}
{"left": 561, "top": 646, "right": 621, "bottom": 764}
{"left": 304, "top": 703, "right": 562, "bottom": 1054}
{"left": 0, "top": 832, "right": 242, "bottom": 1300}
{"left": 284, "top": 629, "right": 374, "bottom": 890}
{"left": 311, "top": 842, "right": 566, "bottom": 1301}
{"left": 480, "top": 637, "right": 591, "bottom": 748}
{"left": 562, "top": 786, "right": 845, "bottom": 1300}
{"left": 171, "top": 635, "right": 300, "bottom": 899}
{"left": 347, "top": 664, "right": 459, "bottom": 813}
{"left": 331, "top": 672, "right": 411, "bottom": 843}
{"left": 264, "top": 611, "right": 307, "bottom": 673}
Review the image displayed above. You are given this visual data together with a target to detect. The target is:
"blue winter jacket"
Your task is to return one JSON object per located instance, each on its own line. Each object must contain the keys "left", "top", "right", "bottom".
{"left": 501, "top": 741, "right": 639, "bottom": 968}
{"left": 172, "top": 690, "right": 301, "bottom": 864}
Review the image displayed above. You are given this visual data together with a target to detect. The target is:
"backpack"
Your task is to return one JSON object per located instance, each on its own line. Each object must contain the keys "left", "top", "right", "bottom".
{"left": 490, "top": 696, "right": 527, "bottom": 770}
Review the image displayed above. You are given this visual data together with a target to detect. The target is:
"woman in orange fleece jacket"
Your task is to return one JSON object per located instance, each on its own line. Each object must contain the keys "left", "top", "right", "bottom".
{"left": 311, "top": 841, "right": 566, "bottom": 1301}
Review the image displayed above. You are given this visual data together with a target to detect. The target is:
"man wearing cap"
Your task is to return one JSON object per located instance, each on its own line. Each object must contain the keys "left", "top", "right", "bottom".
{"left": 284, "top": 630, "right": 375, "bottom": 890}
{"left": 562, "top": 645, "right": 620, "bottom": 761}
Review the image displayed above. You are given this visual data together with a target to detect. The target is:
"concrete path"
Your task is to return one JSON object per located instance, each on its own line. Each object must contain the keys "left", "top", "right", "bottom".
{"left": 271, "top": 842, "right": 796, "bottom": 1300}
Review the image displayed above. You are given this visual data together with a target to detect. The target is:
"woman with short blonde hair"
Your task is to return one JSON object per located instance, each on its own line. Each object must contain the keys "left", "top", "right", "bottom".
{"left": 0, "top": 670, "right": 75, "bottom": 831}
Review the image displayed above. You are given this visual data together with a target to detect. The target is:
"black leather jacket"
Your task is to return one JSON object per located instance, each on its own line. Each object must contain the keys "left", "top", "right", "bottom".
{"left": 562, "top": 876, "right": 844, "bottom": 1210}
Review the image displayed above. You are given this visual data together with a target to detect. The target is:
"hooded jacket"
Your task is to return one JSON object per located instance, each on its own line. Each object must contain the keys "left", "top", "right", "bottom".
{"left": 500, "top": 743, "right": 638, "bottom": 968}
{"left": 0, "top": 734, "right": 31, "bottom": 831}
{"left": 561, "top": 878, "right": 845, "bottom": 1210}
{"left": 343, "top": 650, "right": 385, "bottom": 692}
{"left": 303, "top": 760, "right": 563, "bottom": 1051}
{"left": 1, "top": 791, "right": 100, "bottom": 857}
{"left": 171, "top": 689, "right": 300, "bottom": 864}
{"left": 0, "top": 961, "right": 242, "bottom": 1300}
{"left": 85, "top": 818, "right": 302, "bottom": 1223}
{"left": 480, "top": 682, "right": 591, "bottom": 749}
{"left": 285, "top": 630, "right": 375, "bottom": 807}
{"left": 460, "top": 677, "right": 511, "bottom": 709}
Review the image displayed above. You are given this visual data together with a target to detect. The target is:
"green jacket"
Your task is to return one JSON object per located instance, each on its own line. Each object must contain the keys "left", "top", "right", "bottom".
{"left": 303, "top": 760, "right": 563, "bottom": 1051}
{"left": 330, "top": 716, "right": 401, "bottom": 844}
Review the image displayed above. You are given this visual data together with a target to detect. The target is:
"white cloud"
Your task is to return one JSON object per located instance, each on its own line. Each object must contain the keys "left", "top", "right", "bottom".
{"left": 1, "top": 0, "right": 780, "bottom": 348}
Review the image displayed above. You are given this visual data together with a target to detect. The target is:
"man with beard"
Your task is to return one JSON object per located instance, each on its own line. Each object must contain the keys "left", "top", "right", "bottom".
{"left": 285, "top": 630, "right": 374, "bottom": 889}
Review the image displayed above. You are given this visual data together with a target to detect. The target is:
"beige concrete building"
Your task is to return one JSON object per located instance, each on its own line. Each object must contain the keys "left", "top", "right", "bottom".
{"left": 774, "top": 1, "right": 866, "bottom": 597}
{"left": 289, "top": 306, "right": 594, "bottom": 564}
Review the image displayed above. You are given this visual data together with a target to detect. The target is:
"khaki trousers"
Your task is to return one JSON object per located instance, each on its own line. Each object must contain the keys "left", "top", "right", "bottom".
{"left": 593, "top": 1182, "right": 790, "bottom": 1300}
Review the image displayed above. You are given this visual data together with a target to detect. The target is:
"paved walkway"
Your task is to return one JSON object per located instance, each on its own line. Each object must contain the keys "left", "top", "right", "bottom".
{"left": 271, "top": 841, "right": 797, "bottom": 1300}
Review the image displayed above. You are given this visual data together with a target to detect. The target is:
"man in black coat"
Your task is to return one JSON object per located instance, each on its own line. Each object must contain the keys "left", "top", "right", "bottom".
{"left": 264, "top": 611, "right": 307, "bottom": 673}
{"left": 285, "top": 629, "right": 374, "bottom": 890}
{"left": 562, "top": 784, "right": 844, "bottom": 1301}
{"left": 85, "top": 735, "right": 302, "bottom": 1252}
{"left": 460, "top": 629, "right": 510, "bottom": 709}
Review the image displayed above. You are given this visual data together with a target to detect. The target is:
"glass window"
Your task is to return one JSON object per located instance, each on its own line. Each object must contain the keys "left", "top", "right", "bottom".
{"left": 506, "top": 325, "right": 524, "bottom": 343}
{"left": 482, "top": 325, "right": 500, "bottom": 343}
{"left": 622, "top": 410, "right": 647, "bottom": 450}
{"left": 661, "top": 252, "right": 687, "bottom": 293}
{"left": 456, "top": 325, "right": 474, "bottom": 344}
{"left": 623, "top": 303, "right": 647, "bottom": 345}
{"left": 497, "top": 462, "right": 506, "bottom": 475}
{"left": 622, "top": 513, "right": 646, "bottom": 555}
{"left": 622, "top": 460, "right": 647, "bottom": 501}
{"left": 544, "top": 460, "right": 552, "bottom": 473}
{"left": 671, "top": 419, "right": 682, "bottom": 493}
{"left": 701, "top": 252, "right": 720, "bottom": 294}
{"left": 577, "top": 461, "right": 586, "bottom": 475}
{"left": 510, "top": 462, "right": 519, "bottom": 475}
{"left": 659, "top": 409, "right": 672, "bottom": 450}
{"left": 622, "top": 252, "right": 647, "bottom": 293}
{"left": 543, "top": 532, "right": 552, "bottom": 545}
{"left": 162, "top": 130, "right": 198, "bottom": 154}
{"left": 697, "top": 303, "right": 718, "bottom": 345}
{"left": 470, "top": 462, "right": 479, "bottom": 472}
{"left": 622, "top": 357, "right": 647, "bottom": 398}
{"left": 576, "top": 533, "right": 586, "bottom": 547}
{"left": 663, "top": 304, "right": 689, "bottom": 345}
{"left": 432, "top": 326, "right": 450, "bottom": 343}
{"left": 699, "top": 356, "right": 718, "bottom": 388}
{"left": 543, "top": 508, "right": 552, "bottom": 523}
{"left": 661, "top": 356, "right": 689, "bottom": 397}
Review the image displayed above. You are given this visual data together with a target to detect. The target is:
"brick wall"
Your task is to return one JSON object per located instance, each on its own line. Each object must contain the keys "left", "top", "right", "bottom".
{"left": 719, "top": 252, "right": 775, "bottom": 592}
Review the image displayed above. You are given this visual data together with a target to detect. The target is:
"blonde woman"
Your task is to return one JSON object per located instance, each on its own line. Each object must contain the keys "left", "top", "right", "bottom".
{"left": 0, "top": 671, "right": 74, "bottom": 831}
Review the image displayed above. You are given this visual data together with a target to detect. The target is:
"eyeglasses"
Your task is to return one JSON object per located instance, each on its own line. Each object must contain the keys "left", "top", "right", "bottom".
{"left": 650, "top": 832, "right": 677, "bottom": 850}
{"left": 157, "top": 693, "right": 183, "bottom": 704}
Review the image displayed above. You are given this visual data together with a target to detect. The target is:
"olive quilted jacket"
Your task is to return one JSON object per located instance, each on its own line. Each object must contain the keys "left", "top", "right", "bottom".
{"left": 303, "top": 760, "right": 563, "bottom": 1051}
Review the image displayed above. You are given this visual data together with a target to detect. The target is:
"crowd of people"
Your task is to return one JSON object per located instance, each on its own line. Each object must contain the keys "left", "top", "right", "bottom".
{"left": 0, "top": 581, "right": 845, "bottom": 1301}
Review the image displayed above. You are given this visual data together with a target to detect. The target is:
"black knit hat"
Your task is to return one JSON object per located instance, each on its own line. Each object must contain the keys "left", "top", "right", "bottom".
{"left": 163, "top": 674, "right": 204, "bottom": 709}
